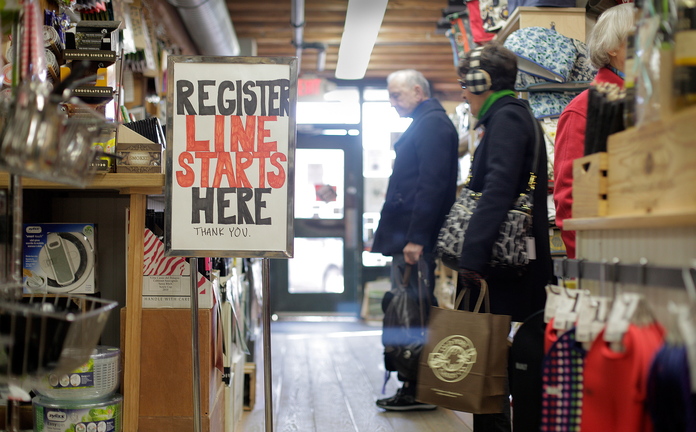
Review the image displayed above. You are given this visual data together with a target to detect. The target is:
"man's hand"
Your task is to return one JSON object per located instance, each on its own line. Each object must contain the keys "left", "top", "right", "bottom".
{"left": 403, "top": 242, "right": 423, "bottom": 265}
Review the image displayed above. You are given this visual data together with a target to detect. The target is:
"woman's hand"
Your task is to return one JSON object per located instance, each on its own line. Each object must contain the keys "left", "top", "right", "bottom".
{"left": 403, "top": 242, "right": 423, "bottom": 265}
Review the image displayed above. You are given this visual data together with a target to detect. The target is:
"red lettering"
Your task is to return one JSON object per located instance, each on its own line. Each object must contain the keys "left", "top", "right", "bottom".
{"left": 212, "top": 153, "right": 236, "bottom": 188}
{"left": 254, "top": 152, "right": 270, "bottom": 187}
{"left": 214, "top": 115, "right": 225, "bottom": 152}
{"left": 176, "top": 152, "right": 195, "bottom": 187}
{"left": 235, "top": 152, "right": 253, "bottom": 188}
{"left": 186, "top": 116, "right": 209, "bottom": 151}
{"left": 257, "top": 116, "right": 277, "bottom": 152}
{"left": 195, "top": 152, "right": 216, "bottom": 188}
{"left": 231, "top": 116, "right": 255, "bottom": 152}
{"left": 268, "top": 152, "right": 287, "bottom": 188}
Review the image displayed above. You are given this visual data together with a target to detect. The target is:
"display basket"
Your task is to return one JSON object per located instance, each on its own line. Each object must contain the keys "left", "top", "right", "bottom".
{"left": 0, "top": 293, "right": 117, "bottom": 384}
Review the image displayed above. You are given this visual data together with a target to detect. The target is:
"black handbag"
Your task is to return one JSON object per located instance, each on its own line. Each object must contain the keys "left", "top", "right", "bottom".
{"left": 382, "top": 259, "right": 430, "bottom": 382}
{"left": 437, "top": 106, "right": 541, "bottom": 271}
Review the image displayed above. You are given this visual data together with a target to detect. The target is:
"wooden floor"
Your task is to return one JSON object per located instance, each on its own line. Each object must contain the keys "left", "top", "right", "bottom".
{"left": 241, "top": 319, "right": 473, "bottom": 432}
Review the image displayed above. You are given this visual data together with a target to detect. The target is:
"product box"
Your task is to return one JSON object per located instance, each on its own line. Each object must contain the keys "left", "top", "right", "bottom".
{"left": 22, "top": 223, "right": 97, "bottom": 294}
{"left": 116, "top": 125, "right": 162, "bottom": 173}
{"left": 142, "top": 228, "right": 217, "bottom": 308}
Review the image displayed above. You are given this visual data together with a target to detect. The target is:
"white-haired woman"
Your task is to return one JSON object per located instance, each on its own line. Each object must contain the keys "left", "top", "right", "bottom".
{"left": 553, "top": 3, "right": 635, "bottom": 258}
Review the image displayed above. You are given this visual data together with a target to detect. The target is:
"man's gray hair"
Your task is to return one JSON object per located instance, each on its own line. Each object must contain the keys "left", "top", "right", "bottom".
{"left": 587, "top": 3, "right": 635, "bottom": 69}
{"left": 387, "top": 69, "right": 431, "bottom": 98}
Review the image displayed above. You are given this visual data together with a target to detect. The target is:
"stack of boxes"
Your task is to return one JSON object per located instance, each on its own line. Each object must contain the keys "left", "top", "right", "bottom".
{"left": 32, "top": 347, "right": 123, "bottom": 432}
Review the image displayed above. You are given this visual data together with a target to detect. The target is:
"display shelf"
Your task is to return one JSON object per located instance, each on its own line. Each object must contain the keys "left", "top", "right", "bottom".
{"left": 0, "top": 171, "right": 161, "bottom": 431}
{"left": 565, "top": 211, "right": 696, "bottom": 231}
{"left": 495, "top": 7, "right": 589, "bottom": 43}
{"left": 0, "top": 172, "right": 164, "bottom": 195}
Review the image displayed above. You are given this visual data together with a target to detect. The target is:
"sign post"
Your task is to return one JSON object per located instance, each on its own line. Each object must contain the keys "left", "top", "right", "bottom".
{"left": 164, "top": 55, "right": 297, "bottom": 432}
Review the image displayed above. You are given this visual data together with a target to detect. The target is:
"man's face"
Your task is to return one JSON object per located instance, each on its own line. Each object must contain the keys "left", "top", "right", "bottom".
{"left": 388, "top": 79, "right": 424, "bottom": 118}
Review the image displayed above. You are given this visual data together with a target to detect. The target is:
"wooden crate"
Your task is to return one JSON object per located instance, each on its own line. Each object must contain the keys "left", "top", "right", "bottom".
{"left": 572, "top": 152, "right": 608, "bottom": 218}
{"left": 607, "top": 106, "right": 696, "bottom": 217}
{"left": 120, "top": 307, "right": 225, "bottom": 432}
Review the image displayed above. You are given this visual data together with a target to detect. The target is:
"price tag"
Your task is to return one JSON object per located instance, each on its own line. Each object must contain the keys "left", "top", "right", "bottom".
{"left": 604, "top": 293, "right": 640, "bottom": 344}
{"left": 575, "top": 295, "right": 597, "bottom": 343}
{"left": 544, "top": 284, "right": 563, "bottom": 323}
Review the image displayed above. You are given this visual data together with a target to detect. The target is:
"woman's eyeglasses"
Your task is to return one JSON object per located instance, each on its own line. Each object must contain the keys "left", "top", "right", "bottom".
{"left": 458, "top": 79, "right": 467, "bottom": 90}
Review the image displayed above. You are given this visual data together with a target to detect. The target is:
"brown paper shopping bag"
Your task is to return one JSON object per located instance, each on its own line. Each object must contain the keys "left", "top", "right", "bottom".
{"left": 416, "top": 281, "right": 511, "bottom": 413}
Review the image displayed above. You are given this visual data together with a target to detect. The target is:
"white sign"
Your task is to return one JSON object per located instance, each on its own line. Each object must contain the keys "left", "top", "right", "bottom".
{"left": 165, "top": 56, "right": 297, "bottom": 258}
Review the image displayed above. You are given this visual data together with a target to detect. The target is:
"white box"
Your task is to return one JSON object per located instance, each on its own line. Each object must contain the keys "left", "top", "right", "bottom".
{"left": 22, "top": 223, "right": 97, "bottom": 294}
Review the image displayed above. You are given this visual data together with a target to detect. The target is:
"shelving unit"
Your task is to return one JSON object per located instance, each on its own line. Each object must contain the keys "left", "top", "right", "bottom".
{"left": 495, "top": 6, "right": 591, "bottom": 42}
{"left": 561, "top": 106, "right": 696, "bottom": 324}
{"left": 0, "top": 172, "right": 164, "bottom": 431}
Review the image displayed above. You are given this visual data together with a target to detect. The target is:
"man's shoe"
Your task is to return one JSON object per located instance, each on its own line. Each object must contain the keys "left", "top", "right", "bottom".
{"left": 376, "top": 388, "right": 437, "bottom": 411}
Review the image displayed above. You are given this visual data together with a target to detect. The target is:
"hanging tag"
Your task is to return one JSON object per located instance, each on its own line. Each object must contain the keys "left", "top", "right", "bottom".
{"left": 526, "top": 237, "right": 536, "bottom": 260}
{"left": 590, "top": 297, "right": 611, "bottom": 342}
{"left": 676, "top": 305, "right": 696, "bottom": 392}
{"left": 604, "top": 293, "right": 639, "bottom": 344}
{"left": 576, "top": 295, "right": 597, "bottom": 343}
{"left": 544, "top": 284, "right": 563, "bottom": 323}
{"left": 553, "top": 288, "right": 580, "bottom": 331}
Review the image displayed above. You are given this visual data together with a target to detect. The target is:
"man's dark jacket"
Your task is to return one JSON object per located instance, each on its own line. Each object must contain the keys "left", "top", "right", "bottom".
{"left": 371, "top": 98, "right": 459, "bottom": 256}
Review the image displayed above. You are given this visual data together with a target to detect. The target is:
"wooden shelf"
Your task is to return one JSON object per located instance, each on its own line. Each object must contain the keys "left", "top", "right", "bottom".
{"left": 565, "top": 211, "right": 696, "bottom": 231}
{"left": 495, "top": 7, "right": 589, "bottom": 43}
{"left": 1, "top": 170, "right": 162, "bottom": 431}
{"left": 0, "top": 172, "right": 164, "bottom": 195}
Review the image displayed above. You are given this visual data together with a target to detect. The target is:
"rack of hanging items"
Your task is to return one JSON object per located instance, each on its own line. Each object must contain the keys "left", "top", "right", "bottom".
{"left": 534, "top": 256, "right": 696, "bottom": 431}
{"left": 0, "top": 2, "right": 119, "bottom": 431}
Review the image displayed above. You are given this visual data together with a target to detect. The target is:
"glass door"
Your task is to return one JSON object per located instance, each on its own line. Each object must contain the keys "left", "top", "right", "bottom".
{"left": 270, "top": 132, "right": 362, "bottom": 316}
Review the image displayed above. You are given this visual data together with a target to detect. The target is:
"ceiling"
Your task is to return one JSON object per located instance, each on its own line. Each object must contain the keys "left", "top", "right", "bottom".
{"left": 226, "top": 0, "right": 463, "bottom": 101}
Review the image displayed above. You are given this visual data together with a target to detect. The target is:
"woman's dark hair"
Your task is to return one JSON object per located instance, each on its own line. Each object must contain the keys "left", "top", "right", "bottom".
{"left": 458, "top": 42, "right": 518, "bottom": 92}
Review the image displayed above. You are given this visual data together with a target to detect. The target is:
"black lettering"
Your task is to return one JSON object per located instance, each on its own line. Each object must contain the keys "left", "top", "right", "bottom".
{"left": 217, "top": 188, "right": 236, "bottom": 224}
{"left": 176, "top": 80, "right": 196, "bottom": 115}
{"left": 198, "top": 80, "right": 216, "bottom": 115}
{"left": 255, "top": 188, "right": 272, "bottom": 225}
{"left": 237, "top": 188, "right": 255, "bottom": 224}
{"left": 279, "top": 79, "right": 290, "bottom": 116}
{"left": 217, "top": 81, "right": 236, "bottom": 115}
{"left": 243, "top": 81, "right": 257, "bottom": 115}
{"left": 255, "top": 81, "right": 269, "bottom": 116}
{"left": 191, "top": 187, "right": 214, "bottom": 223}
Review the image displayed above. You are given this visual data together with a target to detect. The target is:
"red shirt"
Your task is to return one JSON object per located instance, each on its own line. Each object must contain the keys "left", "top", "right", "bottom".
{"left": 553, "top": 67, "right": 624, "bottom": 258}
{"left": 581, "top": 323, "right": 665, "bottom": 432}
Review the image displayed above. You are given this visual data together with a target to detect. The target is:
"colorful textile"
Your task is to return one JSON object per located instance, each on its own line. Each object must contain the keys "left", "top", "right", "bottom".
{"left": 581, "top": 323, "right": 665, "bottom": 432}
{"left": 541, "top": 327, "right": 586, "bottom": 431}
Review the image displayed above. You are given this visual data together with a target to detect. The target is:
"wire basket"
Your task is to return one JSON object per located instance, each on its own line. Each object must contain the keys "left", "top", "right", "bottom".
{"left": 0, "top": 81, "right": 111, "bottom": 188}
{"left": 0, "top": 293, "right": 117, "bottom": 385}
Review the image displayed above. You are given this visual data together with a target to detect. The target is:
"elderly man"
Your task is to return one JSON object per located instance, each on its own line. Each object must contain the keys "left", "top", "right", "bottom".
{"left": 372, "top": 69, "right": 459, "bottom": 411}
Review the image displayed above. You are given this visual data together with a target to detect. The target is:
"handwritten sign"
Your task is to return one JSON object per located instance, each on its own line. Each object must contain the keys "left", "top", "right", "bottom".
{"left": 164, "top": 56, "right": 297, "bottom": 258}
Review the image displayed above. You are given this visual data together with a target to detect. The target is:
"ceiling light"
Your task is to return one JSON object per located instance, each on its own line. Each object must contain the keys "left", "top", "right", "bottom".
{"left": 335, "top": 0, "right": 389, "bottom": 80}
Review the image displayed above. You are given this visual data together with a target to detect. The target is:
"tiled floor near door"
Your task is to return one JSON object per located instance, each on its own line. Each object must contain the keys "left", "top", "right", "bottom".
{"left": 241, "top": 319, "right": 473, "bottom": 432}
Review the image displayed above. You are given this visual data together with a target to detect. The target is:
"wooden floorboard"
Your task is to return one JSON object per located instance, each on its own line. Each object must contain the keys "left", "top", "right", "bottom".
{"left": 240, "top": 320, "right": 473, "bottom": 432}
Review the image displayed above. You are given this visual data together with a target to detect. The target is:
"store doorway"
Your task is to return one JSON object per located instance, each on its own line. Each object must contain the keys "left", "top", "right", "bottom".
{"left": 270, "top": 131, "right": 363, "bottom": 317}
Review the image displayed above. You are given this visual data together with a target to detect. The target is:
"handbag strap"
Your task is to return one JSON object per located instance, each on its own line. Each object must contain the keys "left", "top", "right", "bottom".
{"left": 525, "top": 105, "right": 542, "bottom": 193}
{"left": 401, "top": 259, "right": 430, "bottom": 335}
{"left": 454, "top": 279, "right": 490, "bottom": 313}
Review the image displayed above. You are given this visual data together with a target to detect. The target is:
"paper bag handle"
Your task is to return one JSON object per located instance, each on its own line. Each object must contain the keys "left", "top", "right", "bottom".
{"left": 454, "top": 279, "right": 490, "bottom": 313}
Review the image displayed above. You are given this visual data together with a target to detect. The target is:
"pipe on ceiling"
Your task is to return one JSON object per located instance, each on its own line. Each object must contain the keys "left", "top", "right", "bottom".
{"left": 169, "top": 0, "right": 240, "bottom": 56}
{"left": 291, "top": 0, "right": 327, "bottom": 72}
